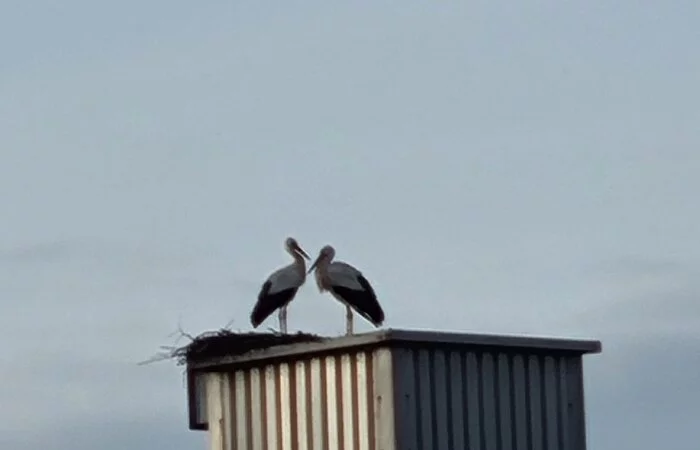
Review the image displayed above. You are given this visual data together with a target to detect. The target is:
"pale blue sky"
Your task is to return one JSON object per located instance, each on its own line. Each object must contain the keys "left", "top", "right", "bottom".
{"left": 1, "top": 1, "right": 699, "bottom": 449}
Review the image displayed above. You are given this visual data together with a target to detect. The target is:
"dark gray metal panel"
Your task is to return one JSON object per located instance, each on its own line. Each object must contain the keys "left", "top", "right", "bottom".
{"left": 544, "top": 356, "right": 560, "bottom": 450}
{"left": 512, "top": 354, "right": 529, "bottom": 449}
{"left": 393, "top": 348, "right": 419, "bottom": 450}
{"left": 391, "top": 348, "right": 590, "bottom": 450}
{"left": 565, "top": 356, "right": 588, "bottom": 450}
{"left": 497, "top": 353, "right": 513, "bottom": 450}
{"left": 447, "top": 351, "right": 465, "bottom": 450}
{"left": 464, "top": 352, "right": 481, "bottom": 450}
{"left": 433, "top": 350, "right": 450, "bottom": 450}
{"left": 529, "top": 354, "right": 544, "bottom": 450}
{"left": 418, "top": 349, "right": 434, "bottom": 449}
{"left": 188, "top": 370, "right": 208, "bottom": 430}
{"left": 481, "top": 353, "right": 498, "bottom": 450}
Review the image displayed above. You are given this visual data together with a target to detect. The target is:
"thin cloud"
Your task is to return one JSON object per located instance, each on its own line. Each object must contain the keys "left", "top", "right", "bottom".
{"left": 558, "top": 257, "right": 700, "bottom": 336}
{"left": 0, "top": 239, "right": 82, "bottom": 263}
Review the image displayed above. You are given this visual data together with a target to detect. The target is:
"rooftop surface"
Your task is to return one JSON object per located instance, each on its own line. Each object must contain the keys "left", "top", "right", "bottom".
{"left": 186, "top": 328, "right": 602, "bottom": 371}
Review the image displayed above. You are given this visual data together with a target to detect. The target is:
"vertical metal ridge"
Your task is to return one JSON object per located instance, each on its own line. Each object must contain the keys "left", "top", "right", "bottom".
{"left": 529, "top": 354, "right": 544, "bottom": 450}
{"left": 432, "top": 350, "right": 449, "bottom": 450}
{"left": 264, "top": 365, "right": 278, "bottom": 450}
{"left": 460, "top": 351, "right": 469, "bottom": 449}
{"left": 428, "top": 349, "right": 439, "bottom": 450}
{"left": 260, "top": 368, "right": 269, "bottom": 450}
{"left": 304, "top": 360, "right": 314, "bottom": 450}
{"left": 365, "top": 350, "right": 376, "bottom": 450}
{"left": 274, "top": 364, "right": 284, "bottom": 450}
{"left": 565, "top": 357, "right": 587, "bottom": 450}
{"left": 465, "top": 351, "right": 480, "bottom": 450}
{"left": 557, "top": 357, "right": 570, "bottom": 450}
{"left": 374, "top": 347, "right": 397, "bottom": 450}
{"left": 234, "top": 371, "right": 249, "bottom": 450}
{"left": 288, "top": 363, "right": 299, "bottom": 450}
{"left": 482, "top": 352, "right": 498, "bottom": 450}
{"left": 508, "top": 354, "right": 518, "bottom": 450}
{"left": 293, "top": 361, "right": 307, "bottom": 450}
{"left": 494, "top": 353, "right": 503, "bottom": 450}
{"left": 340, "top": 354, "right": 354, "bottom": 450}
{"left": 418, "top": 349, "right": 433, "bottom": 448}
{"left": 244, "top": 370, "right": 254, "bottom": 450}
{"left": 250, "top": 368, "right": 263, "bottom": 450}
{"left": 320, "top": 357, "right": 330, "bottom": 450}
{"left": 543, "top": 356, "right": 559, "bottom": 450}
{"left": 205, "top": 374, "right": 224, "bottom": 450}
{"left": 309, "top": 358, "right": 324, "bottom": 450}
{"left": 229, "top": 373, "right": 238, "bottom": 450}
{"left": 443, "top": 350, "right": 455, "bottom": 450}
{"left": 524, "top": 355, "right": 533, "bottom": 450}
{"left": 412, "top": 349, "right": 423, "bottom": 449}
{"left": 350, "top": 353, "right": 361, "bottom": 450}
{"left": 448, "top": 351, "right": 465, "bottom": 450}
{"left": 512, "top": 354, "right": 527, "bottom": 450}
{"left": 496, "top": 353, "right": 513, "bottom": 450}
{"left": 334, "top": 354, "right": 345, "bottom": 448}
{"left": 324, "top": 355, "right": 338, "bottom": 450}
{"left": 539, "top": 355, "right": 548, "bottom": 450}
{"left": 392, "top": 348, "right": 417, "bottom": 449}
{"left": 355, "top": 352, "right": 369, "bottom": 450}
{"left": 478, "top": 352, "right": 487, "bottom": 450}
{"left": 223, "top": 374, "right": 232, "bottom": 450}
{"left": 554, "top": 357, "right": 564, "bottom": 450}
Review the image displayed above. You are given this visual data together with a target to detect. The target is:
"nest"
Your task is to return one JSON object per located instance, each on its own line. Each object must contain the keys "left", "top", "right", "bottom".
{"left": 139, "top": 327, "right": 325, "bottom": 367}
{"left": 181, "top": 329, "right": 324, "bottom": 364}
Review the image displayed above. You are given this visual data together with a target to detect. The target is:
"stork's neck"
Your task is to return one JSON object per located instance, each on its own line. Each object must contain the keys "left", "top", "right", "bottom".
{"left": 292, "top": 252, "right": 307, "bottom": 278}
{"left": 313, "top": 256, "right": 331, "bottom": 291}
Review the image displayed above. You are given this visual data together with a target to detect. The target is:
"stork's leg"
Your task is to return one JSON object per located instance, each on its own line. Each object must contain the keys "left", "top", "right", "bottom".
{"left": 279, "top": 306, "right": 288, "bottom": 334}
{"left": 346, "top": 305, "right": 354, "bottom": 335}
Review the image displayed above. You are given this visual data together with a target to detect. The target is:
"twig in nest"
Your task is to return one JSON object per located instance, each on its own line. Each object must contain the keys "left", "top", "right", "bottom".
{"left": 138, "top": 321, "right": 197, "bottom": 366}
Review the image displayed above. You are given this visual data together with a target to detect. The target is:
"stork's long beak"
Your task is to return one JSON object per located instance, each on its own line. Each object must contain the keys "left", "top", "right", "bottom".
{"left": 294, "top": 245, "right": 311, "bottom": 261}
{"left": 307, "top": 254, "right": 322, "bottom": 274}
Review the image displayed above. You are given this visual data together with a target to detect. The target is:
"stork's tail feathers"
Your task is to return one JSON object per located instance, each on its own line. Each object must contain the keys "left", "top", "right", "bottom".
{"left": 374, "top": 308, "right": 385, "bottom": 326}
{"left": 250, "top": 301, "right": 268, "bottom": 328}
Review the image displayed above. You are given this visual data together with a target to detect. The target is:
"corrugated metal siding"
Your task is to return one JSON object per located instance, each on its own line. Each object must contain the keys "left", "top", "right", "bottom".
{"left": 392, "top": 348, "right": 587, "bottom": 450}
{"left": 200, "top": 346, "right": 589, "bottom": 450}
{"left": 214, "top": 348, "right": 394, "bottom": 450}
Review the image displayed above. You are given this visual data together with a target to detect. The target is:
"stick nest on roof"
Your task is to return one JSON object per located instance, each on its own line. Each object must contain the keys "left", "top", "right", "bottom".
{"left": 165, "top": 329, "right": 325, "bottom": 365}
{"left": 139, "top": 325, "right": 326, "bottom": 367}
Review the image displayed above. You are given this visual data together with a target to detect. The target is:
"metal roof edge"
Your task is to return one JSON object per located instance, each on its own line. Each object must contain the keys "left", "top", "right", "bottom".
{"left": 187, "top": 328, "right": 601, "bottom": 371}
{"left": 384, "top": 328, "right": 602, "bottom": 353}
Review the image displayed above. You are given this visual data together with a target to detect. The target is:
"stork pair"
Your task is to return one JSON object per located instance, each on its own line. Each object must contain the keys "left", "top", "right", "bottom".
{"left": 250, "top": 237, "right": 385, "bottom": 335}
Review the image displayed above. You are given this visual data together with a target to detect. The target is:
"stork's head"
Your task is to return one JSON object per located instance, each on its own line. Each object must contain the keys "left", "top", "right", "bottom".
{"left": 308, "top": 244, "right": 335, "bottom": 274}
{"left": 285, "top": 237, "right": 310, "bottom": 260}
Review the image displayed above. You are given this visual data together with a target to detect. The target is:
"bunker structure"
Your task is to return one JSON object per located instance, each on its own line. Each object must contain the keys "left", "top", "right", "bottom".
{"left": 184, "top": 328, "right": 601, "bottom": 450}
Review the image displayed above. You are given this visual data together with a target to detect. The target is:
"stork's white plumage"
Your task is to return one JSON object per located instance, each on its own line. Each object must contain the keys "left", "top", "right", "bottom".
{"left": 250, "top": 237, "right": 310, "bottom": 333}
{"left": 308, "top": 245, "right": 385, "bottom": 335}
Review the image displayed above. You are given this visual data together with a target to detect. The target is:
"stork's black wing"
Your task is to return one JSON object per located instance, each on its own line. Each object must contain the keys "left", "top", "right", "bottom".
{"left": 331, "top": 274, "right": 385, "bottom": 326}
{"left": 250, "top": 281, "right": 298, "bottom": 328}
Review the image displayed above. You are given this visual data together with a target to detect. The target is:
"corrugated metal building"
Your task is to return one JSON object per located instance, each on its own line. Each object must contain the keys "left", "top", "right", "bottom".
{"left": 186, "top": 329, "right": 601, "bottom": 450}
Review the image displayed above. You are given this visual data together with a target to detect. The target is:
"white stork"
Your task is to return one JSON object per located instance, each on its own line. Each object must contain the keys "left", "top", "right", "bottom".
{"left": 307, "top": 245, "right": 385, "bottom": 335}
{"left": 250, "top": 237, "right": 310, "bottom": 334}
